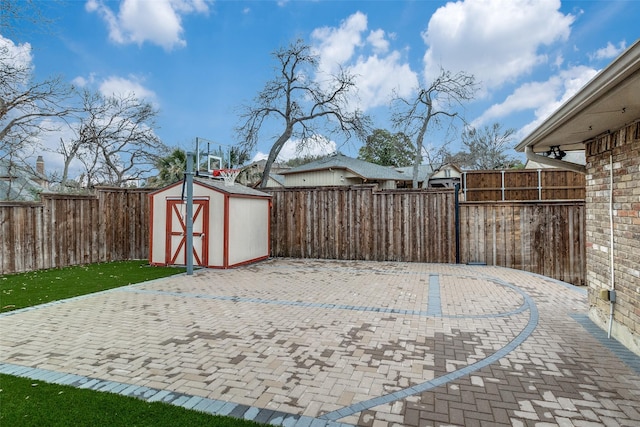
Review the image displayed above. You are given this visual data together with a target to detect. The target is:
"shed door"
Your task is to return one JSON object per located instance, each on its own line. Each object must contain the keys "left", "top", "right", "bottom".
{"left": 166, "top": 199, "right": 209, "bottom": 266}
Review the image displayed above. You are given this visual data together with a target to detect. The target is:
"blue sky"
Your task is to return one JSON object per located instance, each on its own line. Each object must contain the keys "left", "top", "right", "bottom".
{"left": 4, "top": 0, "right": 640, "bottom": 176}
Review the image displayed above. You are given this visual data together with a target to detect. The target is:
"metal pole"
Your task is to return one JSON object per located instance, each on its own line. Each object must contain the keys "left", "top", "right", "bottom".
{"left": 185, "top": 151, "right": 194, "bottom": 275}
{"left": 195, "top": 137, "right": 200, "bottom": 177}
{"left": 454, "top": 183, "right": 460, "bottom": 264}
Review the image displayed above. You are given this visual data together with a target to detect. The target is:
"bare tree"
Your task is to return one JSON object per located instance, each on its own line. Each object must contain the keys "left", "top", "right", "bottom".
{"left": 454, "top": 123, "right": 517, "bottom": 170}
{"left": 421, "top": 143, "right": 453, "bottom": 172}
{"left": 235, "top": 39, "right": 371, "bottom": 188}
{"left": 58, "top": 90, "right": 165, "bottom": 187}
{"left": 391, "top": 68, "right": 477, "bottom": 188}
{"left": 0, "top": 39, "right": 73, "bottom": 163}
{"left": 0, "top": 0, "right": 58, "bottom": 40}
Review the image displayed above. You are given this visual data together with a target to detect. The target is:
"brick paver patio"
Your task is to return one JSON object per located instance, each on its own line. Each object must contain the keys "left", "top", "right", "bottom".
{"left": 1, "top": 259, "right": 639, "bottom": 426}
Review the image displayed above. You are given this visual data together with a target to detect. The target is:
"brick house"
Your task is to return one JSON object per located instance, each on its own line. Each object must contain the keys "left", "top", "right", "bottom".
{"left": 516, "top": 39, "right": 640, "bottom": 355}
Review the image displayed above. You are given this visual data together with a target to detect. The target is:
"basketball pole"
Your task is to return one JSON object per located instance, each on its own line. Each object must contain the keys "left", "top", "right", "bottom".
{"left": 185, "top": 151, "right": 194, "bottom": 275}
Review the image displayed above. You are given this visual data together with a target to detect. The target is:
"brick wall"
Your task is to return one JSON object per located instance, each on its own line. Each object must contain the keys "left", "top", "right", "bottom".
{"left": 585, "top": 120, "right": 640, "bottom": 355}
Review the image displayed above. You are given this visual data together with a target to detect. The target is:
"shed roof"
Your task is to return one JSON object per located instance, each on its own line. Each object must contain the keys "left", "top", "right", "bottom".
{"left": 196, "top": 178, "right": 270, "bottom": 197}
{"left": 151, "top": 177, "right": 271, "bottom": 198}
{"left": 281, "top": 154, "right": 406, "bottom": 181}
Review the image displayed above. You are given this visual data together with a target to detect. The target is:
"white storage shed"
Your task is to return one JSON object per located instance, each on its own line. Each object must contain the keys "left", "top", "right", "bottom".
{"left": 149, "top": 179, "right": 271, "bottom": 269}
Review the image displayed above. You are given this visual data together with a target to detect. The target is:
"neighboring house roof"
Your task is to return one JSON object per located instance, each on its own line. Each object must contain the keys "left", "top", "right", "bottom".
{"left": 243, "top": 159, "right": 290, "bottom": 173}
{"left": 0, "top": 160, "right": 47, "bottom": 201}
{"left": 395, "top": 164, "right": 435, "bottom": 183}
{"left": 267, "top": 174, "right": 285, "bottom": 187}
{"left": 281, "top": 154, "right": 406, "bottom": 181}
{"left": 516, "top": 39, "right": 640, "bottom": 154}
{"left": 524, "top": 151, "right": 586, "bottom": 169}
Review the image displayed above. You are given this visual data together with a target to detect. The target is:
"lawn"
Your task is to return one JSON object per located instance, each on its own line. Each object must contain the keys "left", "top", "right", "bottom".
{"left": 0, "top": 260, "right": 185, "bottom": 312}
{"left": 0, "top": 261, "right": 261, "bottom": 426}
{"left": 0, "top": 373, "right": 261, "bottom": 427}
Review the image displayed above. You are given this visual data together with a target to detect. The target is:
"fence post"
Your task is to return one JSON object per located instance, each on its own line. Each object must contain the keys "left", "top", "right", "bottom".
{"left": 538, "top": 169, "right": 542, "bottom": 200}
{"left": 462, "top": 172, "right": 467, "bottom": 200}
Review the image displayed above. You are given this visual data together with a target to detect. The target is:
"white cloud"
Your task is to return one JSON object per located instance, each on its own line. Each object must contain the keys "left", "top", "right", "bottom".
{"left": 367, "top": 29, "right": 389, "bottom": 54}
{"left": 311, "top": 11, "right": 368, "bottom": 75}
{"left": 99, "top": 75, "right": 157, "bottom": 102}
{"left": 310, "top": 12, "right": 418, "bottom": 111}
{"left": 475, "top": 65, "right": 597, "bottom": 136}
{"left": 252, "top": 136, "right": 337, "bottom": 163}
{"left": 474, "top": 82, "right": 556, "bottom": 127}
{"left": 588, "top": 41, "right": 626, "bottom": 61}
{"left": 0, "top": 35, "right": 33, "bottom": 77}
{"left": 85, "top": 0, "right": 210, "bottom": 50}
{"left": 71, "top": 72, "right": 97, "bottom": 88}
{"left": 422, "top": 0, "right": 575, "bottom": 91}
{"left": 349, "top": 52, "right": 418, "bottom": 109}
{"left": 518, "top": 65, "right": 597, "bottom": 137}
{"left": 72, "top": 76, "right": 88, "bottom": 88}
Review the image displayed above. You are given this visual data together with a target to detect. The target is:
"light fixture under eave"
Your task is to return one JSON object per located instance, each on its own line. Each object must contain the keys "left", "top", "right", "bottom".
{"left": 544, "top": 145, "right": 566, "bottom": 160}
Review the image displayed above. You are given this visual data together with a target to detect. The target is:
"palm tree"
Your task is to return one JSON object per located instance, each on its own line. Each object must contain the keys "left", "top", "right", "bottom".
{"left": 146, "top": 148, "right": 188, "bottom": 188}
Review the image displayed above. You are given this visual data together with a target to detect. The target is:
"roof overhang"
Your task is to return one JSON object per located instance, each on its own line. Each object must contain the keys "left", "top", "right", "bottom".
{"left": 515, "top": 39, "right": 640, "bottom": 154}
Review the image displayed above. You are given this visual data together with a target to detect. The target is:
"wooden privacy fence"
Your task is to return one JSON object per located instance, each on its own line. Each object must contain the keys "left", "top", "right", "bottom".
{"left": 0, "top": 188, "right": 151, "bottom": 275}
{"left": 1, "top": 185, "right": 586, "bottom": 286}
{"left": 462, "top": 169, "right": 585, "bottom": 201}
{"left": 267, "top": 186, "right": 456, "bottom": 263}
{"left": 266, "top": 186, "right": 585, "bottom": 285}
{"left": 459, "top": 201, "right": 585, "bottom": 286}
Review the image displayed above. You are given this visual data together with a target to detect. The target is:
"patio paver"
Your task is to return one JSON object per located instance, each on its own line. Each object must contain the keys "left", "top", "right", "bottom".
{"left": 1, "top": 258, "right": 639, "bottom": 426}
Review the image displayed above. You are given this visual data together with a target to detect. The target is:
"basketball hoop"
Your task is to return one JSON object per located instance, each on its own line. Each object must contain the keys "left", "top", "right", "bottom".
{"left": 217, "top": 169, "right": 240, "bottom": 186}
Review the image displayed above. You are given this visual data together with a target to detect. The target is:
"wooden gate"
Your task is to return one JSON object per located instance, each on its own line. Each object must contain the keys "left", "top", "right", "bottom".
{"left": 166, "top": 199, "right": 209, "bottom": 266}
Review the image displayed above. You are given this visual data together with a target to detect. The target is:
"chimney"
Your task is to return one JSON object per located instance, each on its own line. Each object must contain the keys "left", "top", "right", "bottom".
{"left": 36, "top": 155, "right": 45, "bottom": 176}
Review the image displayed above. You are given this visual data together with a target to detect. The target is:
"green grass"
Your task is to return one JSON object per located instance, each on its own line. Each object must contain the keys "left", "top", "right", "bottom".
{"left": 0, "top": 260, "right": 185, "bottom": 313}
{"left": 0, "top": 374, "right": 262, "bottom": 427}
{"left": 0, "top": 261, "right": 263, "bottom": 426}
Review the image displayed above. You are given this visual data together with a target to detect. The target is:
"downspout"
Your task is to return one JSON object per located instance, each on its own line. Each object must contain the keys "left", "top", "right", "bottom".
{"left": 524, "top": 146, "right": 586, "bottom": 174}
{"left": 608, "top": 152, "right": 615, "bottom": 338}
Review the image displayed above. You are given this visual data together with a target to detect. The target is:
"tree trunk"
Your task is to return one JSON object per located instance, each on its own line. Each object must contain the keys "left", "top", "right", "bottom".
{"left": 412, "top": 110, "right": 431, "bottom": 189}
{"left": 259, "top": 126, "right": 293, "bottom": 189}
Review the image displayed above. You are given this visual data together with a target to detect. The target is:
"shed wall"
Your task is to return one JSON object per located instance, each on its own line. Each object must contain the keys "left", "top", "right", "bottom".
{"left": 228, "top": 197, "right": 270, "bottom": 266}
{"left": 150, "top": 182, "right": 221, "bottom": 267}
{"left": 149, "top": 184, "right": 180, "bottom": 265}
{"left": 208, "top": 191, "right": 226, "bottom": 267}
